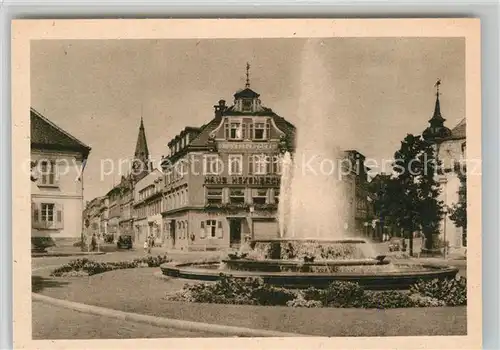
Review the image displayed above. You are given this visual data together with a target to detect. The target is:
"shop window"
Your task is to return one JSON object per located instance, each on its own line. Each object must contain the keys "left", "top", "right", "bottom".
{"left": 206, "top": 188, "right": 223, "bottom": 204}
{"left": 252, "top": 189, "right": 268, "bottom": 205}
{"left": 230, "top": 188, "right": 245, "bottom": 204}
{"left": 204, "top": 155, "right": 222, "bottom": 175}
{"left": 206, "top": 220, "right": 217, "bottom": 238}
{"left": 229, "top": 155, "right": 243, "bottom": 175}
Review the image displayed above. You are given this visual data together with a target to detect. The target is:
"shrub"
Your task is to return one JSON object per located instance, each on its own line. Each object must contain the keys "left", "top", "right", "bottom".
{"left": 409, "top": 276, "right": 467, "bottom": 306}
{"left": 324, "top": 281, "right": 365, "bottom": 307}
{"left": 31, "top": 237, "right": 56, "bottom": 252}
{"left": 287, "top": 295, "right": 323, "bottom": 308}
{"left": 360, "top": 291, "right": 416, "bottom": 309}
{"left": 165, "top": 274, "right": 297, "bottom": 306}
{"left": 409, "top": 293, "right": 446, "bottom": 307}
{"left": 50, "top": 255, "right": 171, "bottom": 277}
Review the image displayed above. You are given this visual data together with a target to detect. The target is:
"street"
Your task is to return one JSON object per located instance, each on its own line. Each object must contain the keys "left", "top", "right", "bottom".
{"left": 32, "top": 301, "right": 211, "bottom": 339}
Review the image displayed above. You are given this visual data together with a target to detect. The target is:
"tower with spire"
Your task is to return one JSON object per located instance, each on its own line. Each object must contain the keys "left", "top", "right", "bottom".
{"left": 423, "top": 79, "right": 452, "bottom": 142}
{"left": 131, "top": 116, "right": 151, "bottom": 182}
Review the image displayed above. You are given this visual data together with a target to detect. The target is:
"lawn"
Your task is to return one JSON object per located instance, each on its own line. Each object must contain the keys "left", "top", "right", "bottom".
{"left": 33, "top": 267, "right": 467, "bottom": 337}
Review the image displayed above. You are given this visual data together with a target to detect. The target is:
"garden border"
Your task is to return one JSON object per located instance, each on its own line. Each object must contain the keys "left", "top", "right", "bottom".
{"left": 32, "top": 293, "right": 307, "bottom": 337}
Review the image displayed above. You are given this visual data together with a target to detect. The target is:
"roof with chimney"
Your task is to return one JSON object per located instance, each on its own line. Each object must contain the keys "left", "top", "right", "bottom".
{"left": 30, "top": 107, "right": 91, "bottom": 156}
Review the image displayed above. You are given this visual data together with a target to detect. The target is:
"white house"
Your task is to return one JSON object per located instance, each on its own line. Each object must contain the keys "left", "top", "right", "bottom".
{"left": 31, "top": 108, "right": 91, "bottom": 245}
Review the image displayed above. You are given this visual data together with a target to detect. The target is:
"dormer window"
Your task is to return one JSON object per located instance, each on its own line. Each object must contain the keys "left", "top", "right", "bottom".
{"left": 242, "top": 99, "right": 252, "bottom": 112}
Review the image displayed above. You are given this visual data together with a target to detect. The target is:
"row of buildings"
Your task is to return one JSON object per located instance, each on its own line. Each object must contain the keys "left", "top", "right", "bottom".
{"left": 31, "top": 69, "right": 465, "bottom": 255}
{"left": 82, "top": 75, "right": 373, "bottom": 251}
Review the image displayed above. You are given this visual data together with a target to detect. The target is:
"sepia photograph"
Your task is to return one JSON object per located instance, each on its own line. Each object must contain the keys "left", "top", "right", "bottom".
{"left": 12, "top": 19, "right": 481, "bottom": 350}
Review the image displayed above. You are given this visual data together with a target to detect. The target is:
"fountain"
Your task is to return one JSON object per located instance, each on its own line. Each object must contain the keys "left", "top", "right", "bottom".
{"left": 160, "top": 39, "right": 459, "bottom": 290}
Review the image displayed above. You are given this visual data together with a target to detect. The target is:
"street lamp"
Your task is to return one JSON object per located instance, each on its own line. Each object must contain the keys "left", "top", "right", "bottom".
{"left": 249, "top": 205, "right": 255, "bottom": 241}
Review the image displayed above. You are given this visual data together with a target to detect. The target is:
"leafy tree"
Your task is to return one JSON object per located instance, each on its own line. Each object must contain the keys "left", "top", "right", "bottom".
{"left": 376, "top": 134, "right": 444, "bottom": 256}
{"left": 449, "top": 164, "right": 467, "bottom": 245}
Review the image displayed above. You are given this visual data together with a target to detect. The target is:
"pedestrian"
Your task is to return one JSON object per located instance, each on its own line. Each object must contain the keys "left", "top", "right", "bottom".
{"left": 91, "top": 234, "right": 97, "bottom": 252}
{"left": 143, "top": 240, "right": 149, "bottom": 254}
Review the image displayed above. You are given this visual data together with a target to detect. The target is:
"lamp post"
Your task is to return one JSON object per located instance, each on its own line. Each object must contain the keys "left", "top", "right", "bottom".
{"left": 249, "top": 205, "right": 255, "bottom": 241}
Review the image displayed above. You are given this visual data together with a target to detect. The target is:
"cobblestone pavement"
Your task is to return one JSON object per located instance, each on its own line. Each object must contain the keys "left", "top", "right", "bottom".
{"left": 32, "top": 301, "right": 212, "bottom": 339}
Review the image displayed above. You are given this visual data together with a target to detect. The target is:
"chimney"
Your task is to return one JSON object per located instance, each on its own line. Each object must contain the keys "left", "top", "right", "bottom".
{"left": 214, "top": 99, "right": 226, "bottom": 118}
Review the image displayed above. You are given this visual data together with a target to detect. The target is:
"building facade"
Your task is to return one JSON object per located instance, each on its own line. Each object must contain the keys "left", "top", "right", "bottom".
{"left": 161, "top": 79, "right": 294, "bottom": 251}
{"left": 423, "top": 82, "right": 467, "bottom": 255}
{"left": 133, "top": 169, "right": 164, "bottom": 245}
{"left": 31, "top": 108, "right": 91, "bottom": 244}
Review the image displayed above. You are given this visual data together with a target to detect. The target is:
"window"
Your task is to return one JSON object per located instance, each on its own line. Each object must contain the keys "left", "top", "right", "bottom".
{"left": 272, "top": 155, "right": 282, "bottom": 174}
{"left": 252, "top": 189, "right": 268, "bottom": 205}
{"left": 39, "top": 160, "right": 57, "bottom": 186}
{"left": 251, "top": 120, "right": 270, "bottom": 140}
{"left": 230, "top": 188, "right": 245, "bottom": 204}
{"left": 200, "top": 221, "right": 206, "bottom": 239}
{"left": 254, "top": 123, "right": 266, "bottom": 140}
{"left": 242, "top": 99, "right": 252, "bottom": 112}
{"left": 274, "top": 188, "right": 280, "bottom": 204}
{"left": 41, "top": 203, "right": 55, "bottom": 223}
{"left": 206, "top": 220, "right": 217, "bottom": 238}
{"left": 249, "top": 154, "right": 269, "bottom": 175}
{"left": 206, "top": 188, "right": 223, "bottom": 204}
{"left": 204, "top": 155, "right": 222, "bottom": 175}
{"left": 229, "top": 123, "right": 242, "bottom": 140}
{"left": 229, "top": 155, "right": 243, "bottom": 175}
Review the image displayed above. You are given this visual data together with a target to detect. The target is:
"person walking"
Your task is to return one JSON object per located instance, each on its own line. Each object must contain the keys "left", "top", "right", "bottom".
{"left": 91, "top": 234, "right": 97, "bottom": 252}
{"left": 143, "top": 240, "right": 149, "bottom": 254}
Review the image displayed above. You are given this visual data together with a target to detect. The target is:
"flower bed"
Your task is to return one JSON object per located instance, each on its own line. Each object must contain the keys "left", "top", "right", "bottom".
{"left": 165, "top": 274, "right": 467, "bottom": 309}
{"left": 50, "top": 255, "right": 171, "bottom": 277}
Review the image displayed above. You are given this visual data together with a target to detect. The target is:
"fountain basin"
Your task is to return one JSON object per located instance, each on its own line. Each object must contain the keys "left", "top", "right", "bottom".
{"left": 160, "top": 261, "right": 459, "bottom": 290}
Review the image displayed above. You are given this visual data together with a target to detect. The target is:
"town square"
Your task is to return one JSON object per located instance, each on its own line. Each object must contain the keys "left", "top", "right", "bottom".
{"left": 28, "top": 34, "right": 470, "bottom": 339}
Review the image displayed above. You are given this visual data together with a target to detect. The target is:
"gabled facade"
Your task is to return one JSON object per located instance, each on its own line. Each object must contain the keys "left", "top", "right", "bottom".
{"left": 160, "top": 76, "right": 294, "bottom": 251}
{"left": 31, "top": 108, "right": 91, "bottom": 244}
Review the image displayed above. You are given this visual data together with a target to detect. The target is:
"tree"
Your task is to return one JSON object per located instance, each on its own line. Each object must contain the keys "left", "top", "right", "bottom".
{"left": 449, "top": 164, "right": 467, "bottom": 245}
{"left": 377, "top": 134, "right": 444, "bottom": 256}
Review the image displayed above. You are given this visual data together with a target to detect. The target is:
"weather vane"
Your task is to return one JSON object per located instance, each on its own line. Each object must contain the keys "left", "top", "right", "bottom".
{"left": 434, "top": 78, "right": 442, "bottom": 96}
{"left": 245, "top": 62, "right": 251, "bottom": 88}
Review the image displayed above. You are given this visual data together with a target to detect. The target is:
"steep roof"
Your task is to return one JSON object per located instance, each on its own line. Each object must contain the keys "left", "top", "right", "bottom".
{"left": 134, "top": 117, "right": 150, "bottom": 158}
{"left": 233, "top": 88, "right": 260, "bottom": 99}
{"left": 449, "top": 118, "right": 466, "bottom": 139}
{"left": 30, "top": 107, "right": 91, "bottom": 156}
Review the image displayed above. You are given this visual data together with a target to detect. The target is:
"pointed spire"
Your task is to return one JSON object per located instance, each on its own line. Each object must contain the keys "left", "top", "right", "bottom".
{"left": 430, "top": 78, "right": 445, "bottom": 123}
{"left": 245, "top": 62, "right": 251, "bottom": 88}
{"left": 133, "top": 116, "right": 151, "bottom": 180}
{"left": 423, "top": 79, "right": 451, "bottom": 142}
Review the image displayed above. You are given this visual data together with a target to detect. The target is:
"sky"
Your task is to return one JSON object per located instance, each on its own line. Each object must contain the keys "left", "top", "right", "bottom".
{"left": 31, "top": 37, "right": 465, "bottom": 202}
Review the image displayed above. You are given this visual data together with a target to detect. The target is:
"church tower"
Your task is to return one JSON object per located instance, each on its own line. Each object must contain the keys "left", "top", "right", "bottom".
{"left": 131, "top": 117, "right": 151, "bottom": 182}
{"left": 423, "top": 79, "right": 452, "bottom": 142}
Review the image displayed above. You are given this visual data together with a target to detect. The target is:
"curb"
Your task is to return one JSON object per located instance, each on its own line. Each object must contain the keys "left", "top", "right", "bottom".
{"left": 32, "top": 252, "right": 107, "bottom": 258}
{"left": 32, "top": 293, "right": 305, "bottom": 337}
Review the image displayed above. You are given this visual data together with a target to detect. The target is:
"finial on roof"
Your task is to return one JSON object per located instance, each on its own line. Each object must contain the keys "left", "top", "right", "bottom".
{"left": 245, "top": 62, "right": 251, "bottom": 88}
{"left": 434, "top": 78, "right": 441, "bottom": 97}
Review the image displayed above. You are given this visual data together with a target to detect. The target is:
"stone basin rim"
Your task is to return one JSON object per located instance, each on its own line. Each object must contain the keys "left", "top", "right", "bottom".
{"left": 160, "top": 261, "right": 460, "bottom": 278}
{"left": 250, "top": 238, "right": 368, "bottom": 244}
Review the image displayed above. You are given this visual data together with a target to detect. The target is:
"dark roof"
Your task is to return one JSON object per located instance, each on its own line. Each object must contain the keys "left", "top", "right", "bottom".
{"left": 234, "top": 88, "right": 260, "bottom": 99}
{"left": 449, "top": 118, "right": 466, "bottom": 139}
{"left": 31, "top": 108, "right": 91, "bottom": 156}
